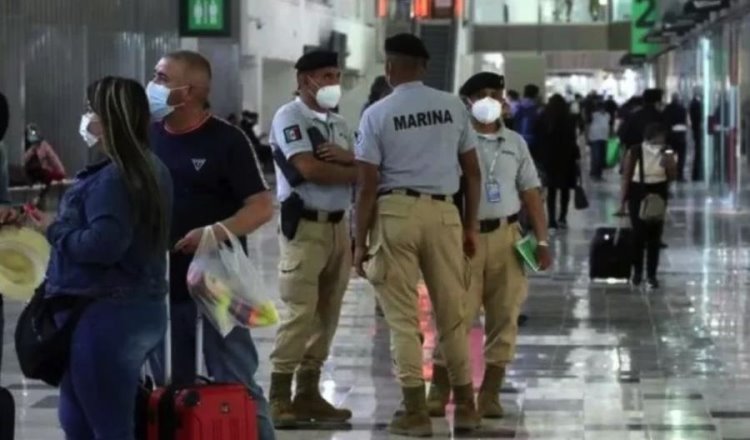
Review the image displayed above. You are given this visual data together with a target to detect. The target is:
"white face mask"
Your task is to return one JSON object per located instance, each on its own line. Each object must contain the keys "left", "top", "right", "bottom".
{"left": 314, "top": 84, "right": 342, "bottom": 110}
{"left": 471, "top": 97, "right": 502, "bottom": 124}
{"left": 79, "top": 112, "right": 99, "bottom": 148}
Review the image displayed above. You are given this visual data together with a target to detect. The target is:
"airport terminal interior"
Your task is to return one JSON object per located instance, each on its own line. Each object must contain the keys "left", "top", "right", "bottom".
{"left": 4, "top": 0, "right": 750, "bottom": 439}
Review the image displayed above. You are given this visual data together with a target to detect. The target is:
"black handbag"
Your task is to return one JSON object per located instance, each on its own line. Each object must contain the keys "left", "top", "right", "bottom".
{"left": 14, "top": 285, "right": 93, "bottom": 386}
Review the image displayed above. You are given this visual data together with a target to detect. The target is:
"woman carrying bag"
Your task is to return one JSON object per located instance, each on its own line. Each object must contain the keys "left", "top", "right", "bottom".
{"left": 28, "top": 77, "right": 173, "bottom": 439}
{"left": 619, "top": 123, "right": 677, "bottom": 289}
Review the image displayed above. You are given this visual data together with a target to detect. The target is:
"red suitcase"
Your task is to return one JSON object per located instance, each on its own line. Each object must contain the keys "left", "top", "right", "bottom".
{"left": 147, "top": 382, "right": 257, "bottom": 440}
{"left": 144, "top": 255, "right": 258, "bottom": 440}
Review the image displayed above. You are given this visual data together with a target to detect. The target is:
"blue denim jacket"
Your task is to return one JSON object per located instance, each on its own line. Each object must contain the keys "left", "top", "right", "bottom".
{"left": 44, "top": 154, "right": 173, "bottom": 298}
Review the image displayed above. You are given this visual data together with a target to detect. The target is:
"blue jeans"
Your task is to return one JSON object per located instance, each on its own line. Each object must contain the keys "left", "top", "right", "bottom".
{"left": 58, "top": 296, "right": 166, "bottom": 440}
{"left": 150, "top": 301, "right": 275, "bottom": 440}
{"left": 590, "top": 140, "right": 607, "bottom": 178}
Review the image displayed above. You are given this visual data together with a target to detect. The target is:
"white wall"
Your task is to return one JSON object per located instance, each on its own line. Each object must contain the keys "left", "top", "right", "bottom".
{"left": 241, "top": 0, "right": 379, "bottom": 131}
{"left": 504, "top": 52, "right": 547, "bottom": 96}
{"left": 261, "top": 59, "right": 297, "bottom": 129}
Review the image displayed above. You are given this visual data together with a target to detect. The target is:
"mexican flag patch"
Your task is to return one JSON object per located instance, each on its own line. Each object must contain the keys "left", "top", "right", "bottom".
{"left": 283, "top": 125, "right": 303, "bottom": 143}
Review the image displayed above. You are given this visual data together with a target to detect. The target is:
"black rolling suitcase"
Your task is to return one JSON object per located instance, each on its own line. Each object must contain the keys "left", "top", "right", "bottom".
{"left": 0, "top": 387, "right": 14, "bottom": 440}
{"left": 589, "top": 225, "right": 633, "bottom": 280}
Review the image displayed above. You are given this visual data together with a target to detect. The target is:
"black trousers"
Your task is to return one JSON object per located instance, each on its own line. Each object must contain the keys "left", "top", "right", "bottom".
{"left": 628, "top": 182, "right": 668, "bottom": 279}
{"left": 692, "top": 130, "right": 703, "bottom": 181}
{"left": 673, "top": 141, "right": 687, "bottom": 181}
{"left": 547, "top": 186, "right": 570, "bottom": 224}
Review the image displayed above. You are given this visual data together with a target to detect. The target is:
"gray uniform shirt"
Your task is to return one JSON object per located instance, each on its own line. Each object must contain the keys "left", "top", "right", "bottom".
{"left": 270, "top": 98, "right": 353, "bottom": 211}
{"left": 355, "top": 81, "right": 477, "bottom": 194}
{"left": 477, "top": 127, "right": 541, "bottom": 220}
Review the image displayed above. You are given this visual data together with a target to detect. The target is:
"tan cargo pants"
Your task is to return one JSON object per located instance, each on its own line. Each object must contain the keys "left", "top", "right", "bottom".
{"left": 365, "top": 194, "right": 472, "bottom": 388}
{"left": 270, "top": 218, "right": 351, "bottom": 374}
{"left": 433, "top": 221, "right": 528, "bottom": 368}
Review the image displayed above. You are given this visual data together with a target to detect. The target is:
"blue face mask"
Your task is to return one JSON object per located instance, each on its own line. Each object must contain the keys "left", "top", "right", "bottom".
{"left": 146, "top": 82, "right": 186, "bottom": 121}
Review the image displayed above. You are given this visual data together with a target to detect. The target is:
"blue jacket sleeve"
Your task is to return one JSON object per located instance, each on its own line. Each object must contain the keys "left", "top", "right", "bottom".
{"left": 48, "top": 168, "right": 134, "bottom": 265}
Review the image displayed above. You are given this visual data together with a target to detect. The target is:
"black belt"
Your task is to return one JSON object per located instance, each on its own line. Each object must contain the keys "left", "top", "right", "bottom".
{"left": 479, "top": 214, "right": 519, "bottom": 233}
{"left": 301, "top": 209, "right": 345, "bottom": 223}
{"left": 378, "top": 189, "right": 452, "bottom": 202}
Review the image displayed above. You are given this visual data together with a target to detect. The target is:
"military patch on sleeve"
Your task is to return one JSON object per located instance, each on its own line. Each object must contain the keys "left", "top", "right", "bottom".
{"left": 283, "top": 125, "right": 303, "bottom": 143}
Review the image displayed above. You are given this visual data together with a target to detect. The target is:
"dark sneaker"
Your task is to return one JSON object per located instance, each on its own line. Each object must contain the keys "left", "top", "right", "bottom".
{"left": 632, "top": 274, "right": 642, "bottom": 287}
{"left": 647, "top": 278, "right": 660, "bottom": 289}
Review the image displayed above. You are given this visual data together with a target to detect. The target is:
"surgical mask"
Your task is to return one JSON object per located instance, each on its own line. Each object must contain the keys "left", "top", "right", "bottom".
{"left": 146, "top": 81, "right": 185, "bottom": 121}
{"left": 78, "top": 113, "right": 99, "bottom": 148}
{"left": 471, "top": 97, "right": 502, "bottom": 124}
{"left": 312, "top": 81, "right": 342, "bottom": 110}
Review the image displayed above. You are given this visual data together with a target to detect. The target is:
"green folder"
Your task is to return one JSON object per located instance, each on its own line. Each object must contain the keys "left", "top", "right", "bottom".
{"left": 515, "top": 235, "right": 540, "bottom": 272}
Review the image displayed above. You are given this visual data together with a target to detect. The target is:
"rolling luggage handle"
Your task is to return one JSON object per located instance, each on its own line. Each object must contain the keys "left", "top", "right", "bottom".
{"left": 159, "top": 252, "right": 206, "bottom": 384}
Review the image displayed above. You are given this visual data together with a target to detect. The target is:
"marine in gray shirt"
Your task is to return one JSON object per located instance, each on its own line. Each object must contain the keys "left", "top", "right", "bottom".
{"left": 267, "top": 49, "right": 356, "bottom": 429}
{"left": 356, "top": 80, "right": 476, "bottom": 195}
{"left": 428, "top": 71, "right": 552, "bottom": 421}
{"left": 352, "top": 33, "right": 482, "bottom": 437}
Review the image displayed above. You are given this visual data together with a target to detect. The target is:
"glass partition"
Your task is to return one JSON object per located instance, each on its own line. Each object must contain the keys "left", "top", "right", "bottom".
{"left": 473, "top": 0, "right": 540, "bottom": 24}
{"left": 539, "top": 0, "right": 609, "bottom": 24}
{"left": 612, "top": 0, "right": 633, "bottom": 22}
{"left": 474, "top": 0, "right": 616, "bottom": 24}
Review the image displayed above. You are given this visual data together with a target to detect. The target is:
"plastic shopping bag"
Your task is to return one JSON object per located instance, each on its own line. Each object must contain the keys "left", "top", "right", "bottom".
{"left": 606, "top": 137, "right": 620, "bottom": 169}
{"left": 187, "top": 223, "right": 279, "bottom": 336}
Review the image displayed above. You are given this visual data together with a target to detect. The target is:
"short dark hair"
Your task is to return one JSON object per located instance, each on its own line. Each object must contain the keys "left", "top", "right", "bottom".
{"left": 507, "top": 90, "right": 519, "bottom": 100}
{"left": 643, "top": 122, "right": 667, "bottom": 142}
{"left": 165, "top": 50, "right": 212, "bottom": 80}
{"left": 524, "top": 84, "right": 540, "bottom": 99}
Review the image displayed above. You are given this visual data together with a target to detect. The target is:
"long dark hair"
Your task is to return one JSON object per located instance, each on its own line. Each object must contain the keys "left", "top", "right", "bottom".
{"left": 544, "top": 94, "right": 572, "bottom": 132}
{"left": 88, "top": 77, "right": 168, "bottom": 250}
{"left": 366, "top": 76, "right": 391, "bottom": 108}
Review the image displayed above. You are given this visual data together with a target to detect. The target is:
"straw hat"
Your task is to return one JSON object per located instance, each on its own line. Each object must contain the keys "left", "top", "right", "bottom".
{"left": 0, "top": 227, "right": 50, "bottom": 301}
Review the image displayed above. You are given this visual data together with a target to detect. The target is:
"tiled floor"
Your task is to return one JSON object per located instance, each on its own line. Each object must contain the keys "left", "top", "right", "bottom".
{"left": 4, "top": 173, "right": 750, "bottom": 439}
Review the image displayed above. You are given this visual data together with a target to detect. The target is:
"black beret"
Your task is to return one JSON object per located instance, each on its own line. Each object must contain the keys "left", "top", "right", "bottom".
{"left": 295, "top": 50, "right": 339, "bottom": 72}
{"left": 460, "top": 72, "right": 505, "bottom": 97}
{"left": 385, "top": 33, "right": 430, "bottom": 60}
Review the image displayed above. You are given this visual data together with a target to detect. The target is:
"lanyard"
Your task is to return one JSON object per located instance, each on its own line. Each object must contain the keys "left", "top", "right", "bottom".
{"left": 482, "top": 138, "right": 504, "bottom": 178}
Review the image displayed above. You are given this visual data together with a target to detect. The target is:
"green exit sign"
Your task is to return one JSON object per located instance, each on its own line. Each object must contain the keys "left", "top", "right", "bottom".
{"left": 180, "top": 0, "right": 231, "bottom": 37}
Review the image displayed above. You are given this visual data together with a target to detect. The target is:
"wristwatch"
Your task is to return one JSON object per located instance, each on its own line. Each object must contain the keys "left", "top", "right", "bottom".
{"left": 537, "top": 240, "right": 549, "bottom": 247}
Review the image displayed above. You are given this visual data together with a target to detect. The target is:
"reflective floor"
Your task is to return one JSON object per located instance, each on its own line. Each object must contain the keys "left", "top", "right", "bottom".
{"left": 4, "top": 172, "right": 750, "bottom": 439}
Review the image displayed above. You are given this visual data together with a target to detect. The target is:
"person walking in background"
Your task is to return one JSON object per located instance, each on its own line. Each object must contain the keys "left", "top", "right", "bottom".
{"left": 361, "top": 75, "right": 392, "bottom": 318}
{"left": 505, "top": 89, "right": 520, "bottom": 129}
{"left": 362, "top": 75, "right": 392, "bottom": 115}
{"left": 588, "top": 101, "right": 610, "bottom": 181}
{"left": 605, "top": 96, "right": 618, "bottom": 132}
{"left": 536, "top": 94, "right": 579, "bottom": 230}
{"left": 620, "top": 88, "right": 665, "bottom": 152}
{"left": 689, "top": 93, "right": 703, "bottom": 181}
{"left": 620, "top": 123, "right": 676, "bottom": 289}
{"left": 664, "top": 93, "right": 688, "bottom": 182}
{"left": 515, "top": 84, "right": 542, "bottom": 165}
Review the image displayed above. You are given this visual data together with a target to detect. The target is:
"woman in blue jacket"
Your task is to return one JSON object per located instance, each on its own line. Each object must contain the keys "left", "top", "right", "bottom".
{"left": 35, "top": 76, "right": 173, "bottom": 439}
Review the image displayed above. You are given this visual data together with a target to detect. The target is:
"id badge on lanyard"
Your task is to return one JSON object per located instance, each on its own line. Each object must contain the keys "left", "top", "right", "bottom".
{"left": 484, "top": 141, "right": 503, "bottom": 204}
{"left": 486, "top": 180, "right": 501, "bottom": 203}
